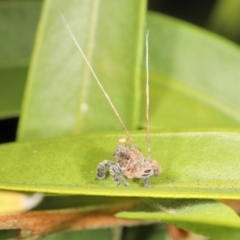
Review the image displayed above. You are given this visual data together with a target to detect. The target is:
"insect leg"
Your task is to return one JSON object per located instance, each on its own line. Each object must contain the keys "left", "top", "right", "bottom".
{"left": 96, "top": 160, "right": 114, "bottom": 180}
{"left": 109, "top": 164, "right": 129, "bottom": 187}
{"left": 143, "top": 177, "right": 151, "bottom": 188}
{"left": 119, "top": 175, "right": 129, "bottom": 186}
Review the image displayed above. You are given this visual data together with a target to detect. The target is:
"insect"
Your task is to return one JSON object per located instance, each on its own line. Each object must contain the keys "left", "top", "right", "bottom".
{"left": 96, "top": 31, "right": 162, "bottom": 187}
{"left": 97, "top": 144, "right": 161, "bottom": 187}
{"left": 60, "top": 12, "right": 162, "bottom": 187}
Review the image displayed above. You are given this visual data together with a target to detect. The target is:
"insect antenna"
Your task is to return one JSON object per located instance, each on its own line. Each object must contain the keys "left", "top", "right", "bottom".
{"left": 145, "top": 30, "right": 151, "bottom": 160}
{"left": 59, "top": 11, "right": 136, "bottom": 147}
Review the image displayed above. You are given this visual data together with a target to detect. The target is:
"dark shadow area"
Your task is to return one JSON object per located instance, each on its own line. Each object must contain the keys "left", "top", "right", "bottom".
{"left": 122, "top": 223, "right": 166, "bottom": 240}
{"left": 0, "top": 118, "right": 18, "bottom": 143}
{"left": 0, "top": 230, "right": 18, "bottom": 239}
{"left": 148, "top": 0, "right": 217, "bottom": 27}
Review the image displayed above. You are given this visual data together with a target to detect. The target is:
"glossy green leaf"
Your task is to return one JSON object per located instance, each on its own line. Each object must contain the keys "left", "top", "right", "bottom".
{"left": 0, "top": 131, "right": 240, "bottom": 198}
{"left": 0, "top": 1, "right": 41, "bottom": 119}
{"left": 140, "top": 13, "right": 240, "bottom": 129}
{"left": 17, "top": 0, "right": 146, "bottom": 141}
{"left": 117, "top": 199, "right": 240, "bottom": 240}
{"left": 142, "top": 76, "right": 240, "bottom": 129}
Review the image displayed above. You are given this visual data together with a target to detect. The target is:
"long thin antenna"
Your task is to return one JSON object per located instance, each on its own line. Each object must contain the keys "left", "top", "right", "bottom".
{"left": 59, "top": 12, "right": 136, "bottom": 146}
{"left": 145, "top": 30, "right": 151, "bottom": 160}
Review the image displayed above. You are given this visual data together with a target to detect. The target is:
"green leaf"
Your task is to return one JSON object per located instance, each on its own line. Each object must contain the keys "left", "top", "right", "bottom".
{"left": 43, "top": 229, "right": 113, "bottom": 240}
{"left": 0, "top": 2, "right": 40, "bottom": 65}
{"left": 117, "top": 199, "right": 240, "bottom": 240}
{"left": 208, "top": 0, "right": 240, "bottom": 44}
{"left": 0, "top": 131, "right": 240, "bottom": 198}
{"left": 0, "top": 1, "right": 41, "bottom": 119}
{"left": 0, "top": 230, "right": 16, "bottom": 239}
{"left": 140, "top": 13, "right": 240, "bottom": 129}
{"left": 17, "top": 0, "right": 146, "bottom": 141}
{"left": 0, "top": 75, "right": 27, "bottom": 119}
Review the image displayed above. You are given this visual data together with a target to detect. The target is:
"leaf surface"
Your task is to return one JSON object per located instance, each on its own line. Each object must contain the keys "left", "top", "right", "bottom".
{"left": 141, "top": 13, "right": 240, "bottom": 129}
{"left": 209, "top": 0, "right": 240, "bottom": 44}
{"left": 0, "top": 1, "right": 41, "bottom": 119}
{"left": 17, "top": 0, "right": 146, "bottom": 141}
{"left": 0, "top": 131, "right": 240, "bottom": 198}
{"left": 117, "top": 199, "right": 240, "bottom": 240}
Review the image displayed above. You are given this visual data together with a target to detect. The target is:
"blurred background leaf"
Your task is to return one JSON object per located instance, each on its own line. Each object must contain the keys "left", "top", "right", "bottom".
{"left": 17, "top": 0, "right": 146, "bottom": 141}
{"left": 141, "top": 13, "right": 240, "bottom": 129}
{"left": 43, "top": 229, "right": 113, "bottom": 240}
{"left": 209, "top": 0, "right": 240, "bottom": 44}
{"left": 117, "top": 199, "right": 240, "bottom": 240}
{"left": 0, "top": 1, "right": 41, "bottom": 119}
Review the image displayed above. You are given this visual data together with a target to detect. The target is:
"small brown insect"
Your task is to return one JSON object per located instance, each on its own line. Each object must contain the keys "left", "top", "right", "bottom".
{"left": 96, "top": 31, "right": 162, "bottom": 187}
{"left": 97, "top": 144, "right": 162, "bottom": 187}
{"left": 59, "top": 14, "right": 162, "bottom": 187}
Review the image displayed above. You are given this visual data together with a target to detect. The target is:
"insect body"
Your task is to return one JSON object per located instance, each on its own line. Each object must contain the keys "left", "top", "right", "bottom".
{"left": 96, "top": 30, "right": 162, "bottom": 187}
{"left": 97, "top": 144, "right": 162, "bottom": 187}
{"left": 60, "top": 12, "right": 162, "bottom": 187}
